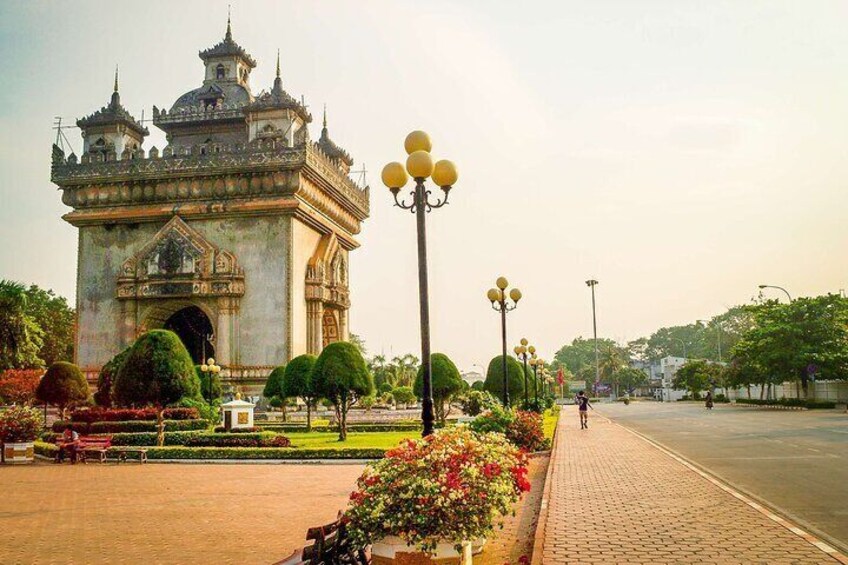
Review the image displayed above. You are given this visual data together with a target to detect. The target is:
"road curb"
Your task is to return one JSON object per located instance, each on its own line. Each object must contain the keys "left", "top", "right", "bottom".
{"left": 606, "top": 416, "right": 848, "bottom": 564}
{"left": 530, "top": 412, "right": 560, "bottom": 565}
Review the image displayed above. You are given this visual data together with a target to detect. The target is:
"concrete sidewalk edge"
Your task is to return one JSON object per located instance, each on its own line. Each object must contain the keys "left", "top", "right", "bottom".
{"left": 530, "top": 412, "right": 561, "bottom": 565}
{"left": 608, "top": 416, "right": 848, "bottom": 565}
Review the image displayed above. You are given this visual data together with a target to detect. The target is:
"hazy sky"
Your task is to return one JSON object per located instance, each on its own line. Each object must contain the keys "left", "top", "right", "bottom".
{"left": 1, "top": 1, "right": 847, "bottom": 370}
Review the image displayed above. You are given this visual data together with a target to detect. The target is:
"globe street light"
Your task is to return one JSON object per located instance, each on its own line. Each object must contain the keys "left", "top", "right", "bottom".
{"left": 200, "top": 357, "right": 221, "bottom": 405}
{"left": 514, "top": 338, "right": 533, "bottom": 406}
{"left": 488, "top": 277, "right": 522, "bottom": 406}
{"left": 383, "top": 131, "right": 458, "bottom": 437}
{"left": 758, "top": 284, "right": 793, "bottom": 302}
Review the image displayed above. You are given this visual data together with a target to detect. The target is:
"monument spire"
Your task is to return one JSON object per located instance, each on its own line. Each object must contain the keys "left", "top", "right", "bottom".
{"left": 225, "top": 5, "right": 232, "bottom": 41}
{"left": 323, "top": 104, "right": 328, "bottom": 130}
{"left": 276, "top": 49, "right": 281, "bottom": 79}
{"left": 110, "top": 65, "right": 121, "bottom": 107}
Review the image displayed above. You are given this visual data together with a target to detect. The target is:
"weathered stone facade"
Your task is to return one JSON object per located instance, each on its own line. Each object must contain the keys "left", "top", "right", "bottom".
{"left": 50, "top": 20, "right": 369, "bottom": 392}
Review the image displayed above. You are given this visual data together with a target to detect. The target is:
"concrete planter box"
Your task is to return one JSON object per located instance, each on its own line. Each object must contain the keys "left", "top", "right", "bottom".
{"left": 2, "top": 441, "right": 35, "bottom": 464}
{"left": 371, "top": 536, "right": 484, "bottom": 565}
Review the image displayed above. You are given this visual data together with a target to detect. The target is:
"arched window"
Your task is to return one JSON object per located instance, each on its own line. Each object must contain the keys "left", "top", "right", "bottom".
{"left": 216, "top": 64, "right": 226, "bottom": 80}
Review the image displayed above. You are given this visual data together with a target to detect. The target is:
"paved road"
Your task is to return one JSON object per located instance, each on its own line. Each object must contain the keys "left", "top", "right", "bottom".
{"left": 597, "top": 401, "right": 848, "bottom": 553}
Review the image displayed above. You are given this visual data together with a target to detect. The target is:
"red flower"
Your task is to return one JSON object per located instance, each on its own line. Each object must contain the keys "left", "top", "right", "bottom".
{"left": 483, "top": 462, "right": 502, "bottom": 478}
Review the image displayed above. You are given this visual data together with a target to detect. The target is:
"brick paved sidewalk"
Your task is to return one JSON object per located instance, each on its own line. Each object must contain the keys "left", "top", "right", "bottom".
{"left": 539, "top": 410, "right": 841, "bottom": 564}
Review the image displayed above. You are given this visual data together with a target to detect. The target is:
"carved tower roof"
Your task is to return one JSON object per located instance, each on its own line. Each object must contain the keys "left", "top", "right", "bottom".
{"left": 76, "top": 67, "right": 149, "bottom": 137}
{"left": 317, "top": 106, "right": 353, "bottom": 167}
{"left": 199, "top": 14, "right": 257, "bottom": 68}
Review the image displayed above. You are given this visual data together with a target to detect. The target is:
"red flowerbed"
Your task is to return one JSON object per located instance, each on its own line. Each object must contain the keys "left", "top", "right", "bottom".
{"left": 506, "top": 410, "right": 547, "bottom": 452}
{"left": 70, "top": 407, "right": 199, "bottom": 423}
{"left": 0, "top": 369, "right": 43, "bottom": 405}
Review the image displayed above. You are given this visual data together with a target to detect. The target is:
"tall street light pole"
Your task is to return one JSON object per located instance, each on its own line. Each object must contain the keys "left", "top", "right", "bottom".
{"left": 488, "top": 278, "right": 522, "bottom": 407}
{"left": 758, "top": 284, "right": 793, "bottom": 303}
{"left": 382, "top": 131, "right": 459, "bottom": 437}
{"left": 586, "top": 279, "right": 600, "bottom": 392}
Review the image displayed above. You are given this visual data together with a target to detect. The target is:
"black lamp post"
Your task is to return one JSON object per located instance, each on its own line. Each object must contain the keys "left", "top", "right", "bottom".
{"left": 200, "top": 357, "right": 220, "bottom": 405}
{"left": 382, "top": 131, "right": 458, "bottom": 438}
{"left": 488, "top": 278, "right": 522, "bottom": 407}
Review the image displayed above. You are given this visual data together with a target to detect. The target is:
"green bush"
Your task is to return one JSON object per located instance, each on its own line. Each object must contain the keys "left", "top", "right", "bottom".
{"left": 483, "top": 355, "right": 525, "bottom": 406}
{"left": 459, "top": 390, "right": 499, "bottom": 417}
{"left": 312, "top": 341, "right": 373, "bottom": 441}
{"left": 284, "top": 354, "right": 319, "bottom": 430}
{"left": 378, "top": 382, "right": 393, "bottom": 395}
{"left": 413, "top": 353, "right": 464, "bottom": 423}
{"left": 52, "top": 419, "right": 208, "bottom": 434}
{"left": 735, "top": 398, "right": 835, "bottom": 409}
{"left": 95, "top": 347, "right": 130, "bottom": 407}
{"left": 263, "top": 365, "right": 286, "bottom": 399}
{"left": 36, "top": 362, "right": 90, "bottom": 418}
{"left": 261, "top": 422, "right": 424, "bottom": 433}
{"left": 391, "top": 386, "right": 416, "bottom": 408}
{"left": 44, "top": 430, "right": 201, "bottom": 446}
{"left": 113, "top": 330, "right": 200, "bottom": 446}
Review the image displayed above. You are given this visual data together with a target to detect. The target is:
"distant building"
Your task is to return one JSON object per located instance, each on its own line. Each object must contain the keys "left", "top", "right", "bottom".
{"left": 461, "top": 371, "right": 484, "bottom": 387}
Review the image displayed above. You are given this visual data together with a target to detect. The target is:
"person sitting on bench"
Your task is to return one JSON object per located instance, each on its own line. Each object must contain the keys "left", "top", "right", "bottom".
{"left": 56, "top": 428, "right": 79, "bottom": 463}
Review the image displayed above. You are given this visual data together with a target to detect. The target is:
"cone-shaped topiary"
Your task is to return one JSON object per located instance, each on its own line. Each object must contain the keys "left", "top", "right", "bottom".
{"left": 414, "top": 353, "right": 464, "bottom": 423}
{"left": 36, "top": 361, "right": 90, "bottom": 419}
{"left": 95, "top": 347, "right": 131, "bottom": 407}
{"left": 483, "top": 355, "right": 525, "bottom": 407}
{"left": 284, "top": 354, "right": 318, "bottom": 431}
{"left": 113, "top": 330, "right": 199, "bottom": 446}
{"left": 263, "top": 365, "right": 288, "bottom": 421}
{"left": 312, "top": 341, "right": 373, "bottom": 441}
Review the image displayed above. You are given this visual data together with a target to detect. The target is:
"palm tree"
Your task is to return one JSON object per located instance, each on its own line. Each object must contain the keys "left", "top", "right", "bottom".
{"left": 0, "top": 280, "right": 44, "bottom": 370}
{"left": 599, "top": 344, "right": 626, "bottom": 397}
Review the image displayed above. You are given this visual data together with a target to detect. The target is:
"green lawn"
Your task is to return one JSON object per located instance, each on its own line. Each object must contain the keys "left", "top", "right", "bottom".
{"left": 284, "top": 430, "right": 419, "bottom": 449}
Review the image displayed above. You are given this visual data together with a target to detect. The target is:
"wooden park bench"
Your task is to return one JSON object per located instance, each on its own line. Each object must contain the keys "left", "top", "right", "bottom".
{"left": 276, "top": 512, "right": 369, "bottom": 565}
{"left": 114, "top": 447, "right": 148, "bottom": 464}
{"left": 77, "top": 435, "right": 112, "bottom": 463}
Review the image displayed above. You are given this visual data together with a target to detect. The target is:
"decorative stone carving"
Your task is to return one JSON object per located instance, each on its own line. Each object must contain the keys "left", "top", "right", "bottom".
{"left": 117, "top": 215, "right": 244, "bottom": 300}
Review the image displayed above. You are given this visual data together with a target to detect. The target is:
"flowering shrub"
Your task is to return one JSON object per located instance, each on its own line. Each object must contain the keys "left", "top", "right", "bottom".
{"left": 470, "top": 408, "right": 548, "bottom": 452}
{"left": 0, "top": 369, "right": 43, "bottom": 405}
{"left": 506, "top": 410, "right": 547, "bottom": 452}
{"left": 70, "top": 407, "right": 199, "bottom": 423}
{"left": 345, "top": 426, "right": 530, "bottom": 552}
{"left": 459, "top": 390, "right": 499, "bottom": 417}
{"left": 0, "top": 406, "right": 44, "bottom": 443}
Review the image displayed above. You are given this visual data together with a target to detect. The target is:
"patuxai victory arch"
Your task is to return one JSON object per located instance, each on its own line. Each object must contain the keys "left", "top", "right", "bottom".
{"left": 50, "top": 20, "right": 370, "bottom": 392}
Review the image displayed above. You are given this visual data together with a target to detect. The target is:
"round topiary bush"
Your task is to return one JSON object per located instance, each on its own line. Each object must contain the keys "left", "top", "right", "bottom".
{"left": 36, "top": 362, "right": 90, "bottom": 419}
{"left": 483, "top": 355, "right": 525, "bottom": 406}
{"left": 284, "top": 354, "right": 318, "bottom": 430}
{"left": 312, "top": 341, "right": 373, "bottom": 441}
{"left": 414, "top": 353, "right": 464, "bottom": 423}
{"left": 113, "top": 330, "right": 200, "bottom": 446}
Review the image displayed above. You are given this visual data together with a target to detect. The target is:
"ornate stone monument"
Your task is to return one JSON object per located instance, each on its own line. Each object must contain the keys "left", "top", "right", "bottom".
{"left": 50, "top": 18, "right": 369, "bottom": 394}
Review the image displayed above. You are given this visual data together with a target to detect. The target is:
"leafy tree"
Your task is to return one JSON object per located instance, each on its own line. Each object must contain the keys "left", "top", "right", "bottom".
{"left": 350, "top": 333, "right": 368, "bottom": 357}
{"left": 0, "top": 280, "right": 44, "bottom": 370}
{"left": 263, "top": 365, "right": 288, "bottom": 421}
{"left": 672, "top": 359, "right": 720, "bottom": 398}
{"left": 413, "top": 353, "right": 464, "bottom": 423}
{"left": 599, "top": 344, "right": 627, "bottom": 396}
{"left": 360, "top": 395, "right": 376, "bottom": 412}
{"left": 113, "top": 330, "right": 200, "bottom": 446}
{"left": 732, "top": 295, "right": 848, "bottom": 397}
{"left": 612, "top": 366, "right": 649, "bottom": 394}
{"left": 471, "top": 380, "right": 485, "bottom": 392}
{"left": 284, "top": 354, "right": 319, "bottom": 431}
{"left": 312, "top": 341, "right": 373, "bottom": 441}
{"left": 391, "top": 386, "right": 416, "bottom": 409}
{"left": 378, "top": 381, "right": 393, "bottom": 395}
{"left": 95, "top": 347, "right": 131, "bottom": 407}
{"left": 22, "top": 285, "right": 75, "bottom": 366}
{"left": 36, "top": 362, "right": 90, "bottom": 419}
{"left": 554, "top": 337, "right": 622, "bottom": 382}
{"left": 483, "top": 355, "right": 525, "bottom": 406}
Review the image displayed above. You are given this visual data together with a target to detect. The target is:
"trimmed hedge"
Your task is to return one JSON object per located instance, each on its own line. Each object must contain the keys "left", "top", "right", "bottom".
{"left": 213, "top": 426, "right": 262, "bottom": 434}
{"left": 70, "top": 407, "right": 199, "bottom": 423}
{"left": 36, "top": 441, "right": 383, "bottom": 460}
{"left": 122, "top": 446, "right": 385, "bottom": 460}
{"left": 185, "top": 433, "right": 291, "bottom": 448}
{"left": 261, "top": 422, "right": 424, "bottom": 433}
{"left": 43, "top": 430, "right": 202, "bottom": 446}
{"left": 735, "top": 398, "right": 836, "bottom": 409}
{"left": 52, "top": 419, "right": 208, "bottom": 434}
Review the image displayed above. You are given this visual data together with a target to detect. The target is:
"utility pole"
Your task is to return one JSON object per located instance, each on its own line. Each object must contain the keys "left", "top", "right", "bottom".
{"left": 586, "top": 280, "right": 600, "bottom": 393}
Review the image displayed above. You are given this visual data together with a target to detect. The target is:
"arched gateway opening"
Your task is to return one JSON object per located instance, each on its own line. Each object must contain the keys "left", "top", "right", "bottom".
{"left": 164, "top": 306, "right": 214, "bottom": 364}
